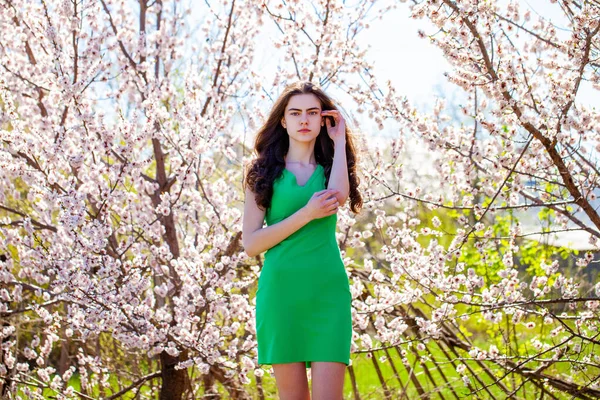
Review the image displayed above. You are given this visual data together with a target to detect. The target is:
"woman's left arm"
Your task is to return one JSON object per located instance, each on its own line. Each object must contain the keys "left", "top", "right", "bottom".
{"left": 322, "top": 110, "right": 350, "bottom": 206}
{"left": 328, "top": 140, "right": 350, "bottom": 206}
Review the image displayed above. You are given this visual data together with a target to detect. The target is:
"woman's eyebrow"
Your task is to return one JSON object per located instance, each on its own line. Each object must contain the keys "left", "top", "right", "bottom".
{"left": 287, "top": 107, "right": 321, "bottom": 112}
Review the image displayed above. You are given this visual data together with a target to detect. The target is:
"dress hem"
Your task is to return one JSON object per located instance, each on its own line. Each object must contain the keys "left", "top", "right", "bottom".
{"left": 258, "top": 359, "right": 350, "bottom": 368}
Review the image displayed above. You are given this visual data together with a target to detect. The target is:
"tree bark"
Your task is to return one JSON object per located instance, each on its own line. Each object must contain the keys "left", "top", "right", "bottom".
{"left": 159, "top": 351, "right": 189, "bottom": 400}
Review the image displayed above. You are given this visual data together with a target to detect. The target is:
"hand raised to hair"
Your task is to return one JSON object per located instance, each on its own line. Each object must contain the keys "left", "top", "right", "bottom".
{"left": 321, "top": 110, "right": 346, "bottom": 145}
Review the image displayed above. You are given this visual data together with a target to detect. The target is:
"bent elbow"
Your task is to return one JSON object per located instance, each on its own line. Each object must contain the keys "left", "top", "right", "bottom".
{"left": 242, "top": 238, "right": 258, "bottom": 258}
{"left": 338, "top": 195, "right": 349, "bottom": 208}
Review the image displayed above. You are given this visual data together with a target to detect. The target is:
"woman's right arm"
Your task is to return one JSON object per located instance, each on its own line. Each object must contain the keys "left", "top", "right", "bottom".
{"left": 242, "top": 186, "right": 340, "bottom": 257}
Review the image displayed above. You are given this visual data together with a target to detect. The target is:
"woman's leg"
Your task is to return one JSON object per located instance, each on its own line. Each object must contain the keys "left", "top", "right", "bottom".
{"left": 310, "top": 362, "right": 346, "bottom": 400}
{"left": 272, "top": 362, "right": 310, "bottom": 400}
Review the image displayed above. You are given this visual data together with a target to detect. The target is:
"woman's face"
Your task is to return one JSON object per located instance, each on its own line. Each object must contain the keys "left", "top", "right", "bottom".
{"left": 281, "top": 93, "right": 324, "bottom": 143}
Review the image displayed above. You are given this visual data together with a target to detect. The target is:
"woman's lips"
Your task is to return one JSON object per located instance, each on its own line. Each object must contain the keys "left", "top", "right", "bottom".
{"left": 298, "top": 129, "right": 310, "bottom": 133}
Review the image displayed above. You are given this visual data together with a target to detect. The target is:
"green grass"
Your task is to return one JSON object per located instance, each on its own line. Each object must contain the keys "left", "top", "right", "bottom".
{"left": 236, "top": 336, "right": 581, "bottom": 400}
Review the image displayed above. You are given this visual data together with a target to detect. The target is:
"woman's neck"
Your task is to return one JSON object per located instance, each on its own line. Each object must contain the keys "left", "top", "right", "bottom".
{"left": 285, "top": 142, "right": 316, "bottom": 165}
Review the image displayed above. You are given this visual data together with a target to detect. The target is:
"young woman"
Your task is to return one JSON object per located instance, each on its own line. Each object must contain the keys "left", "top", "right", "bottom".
{"left": 243, "top": 81, "right": 362, "bottom": 399}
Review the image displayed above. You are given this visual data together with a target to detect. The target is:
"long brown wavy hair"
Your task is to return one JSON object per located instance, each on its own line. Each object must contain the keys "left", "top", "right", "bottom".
{"left": 245, "top": 81, "right": 362, "bottom": 213}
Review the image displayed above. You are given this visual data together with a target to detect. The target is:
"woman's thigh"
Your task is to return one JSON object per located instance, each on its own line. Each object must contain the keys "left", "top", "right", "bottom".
{"left": 272, "top": 362, "right": 310, "bottom": 400}
{"left": 310, "top": 361, "right": 346, "bottom": 400}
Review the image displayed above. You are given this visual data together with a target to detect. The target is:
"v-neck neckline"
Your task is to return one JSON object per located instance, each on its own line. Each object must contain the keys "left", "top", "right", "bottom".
{"left": 284, "top": 164, "right": 321, "bottom": 188}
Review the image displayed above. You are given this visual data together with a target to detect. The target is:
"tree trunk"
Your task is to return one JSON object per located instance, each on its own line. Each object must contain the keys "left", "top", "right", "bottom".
{"left": 202, "top": 373, "right": 220, "bottom": 399}
{"left": 159, "top": 351, "right": 189, "bottom": 400}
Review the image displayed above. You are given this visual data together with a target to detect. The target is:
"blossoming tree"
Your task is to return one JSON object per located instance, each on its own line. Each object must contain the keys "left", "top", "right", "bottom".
{"left": 339, "top": 0, "right": 600, "bottom": 398}
{"left": 0, "top": 0, "right": 381, "bottom": 398}
{"left": 0, "top": 0, "right": 599, "bottom": 399}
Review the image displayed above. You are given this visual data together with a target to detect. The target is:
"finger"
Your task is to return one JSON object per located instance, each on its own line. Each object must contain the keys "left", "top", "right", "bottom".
{"left": 315, "top": 193, "right": 333, "bottom": 200}
{"left": 325, "top": 116, "right": 331, "bottom": 129}
{"left": 324, "top": 195, "right": 338, "bottom": 203}
{"left": 317, "top": 189, "right": 338, "bottom": 197}
{"left": 322, "top": 110, "right": 341, "bottom": 120}
{"left": 324, "top": 200, "right": 339, "bottom": 209}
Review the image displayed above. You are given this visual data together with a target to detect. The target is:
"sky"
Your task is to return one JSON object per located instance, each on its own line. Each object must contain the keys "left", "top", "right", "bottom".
{"left": 355, "top": 6, "right": 451, "bottom": 106}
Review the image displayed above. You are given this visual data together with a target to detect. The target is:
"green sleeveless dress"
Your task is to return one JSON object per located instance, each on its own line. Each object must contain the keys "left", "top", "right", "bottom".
{"left": 256, "top": 164, "right": 352, "bottom": 368}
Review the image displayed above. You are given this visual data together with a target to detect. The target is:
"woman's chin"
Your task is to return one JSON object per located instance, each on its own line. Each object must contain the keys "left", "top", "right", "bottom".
{"left": 290, "top": 134, "right": 318, "bottom": 143}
